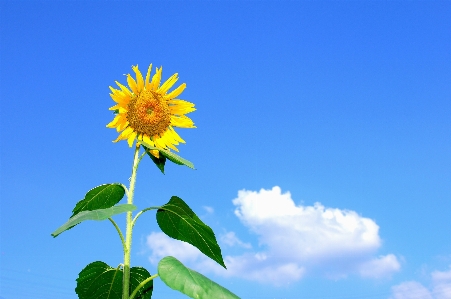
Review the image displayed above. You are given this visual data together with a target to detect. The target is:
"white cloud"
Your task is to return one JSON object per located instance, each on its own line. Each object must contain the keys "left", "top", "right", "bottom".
{"left": 219, "top": 254, "right": 306, "bottom": 285}
{"left": 389, "top": 265, "right": 451, "bottom": 299}
{"left": 390, "top": 281, "right": 433, "bottom": 299}
{"left": 432, "top": 266, "right": 451, "bottom": 299}
{"left": 146, "top": 233, "right": 305, "bottom": 286}
{"left": 229, "top": 186, "right": 399, "bottom": 282}
{"left": 233, "top": 187, "right": 381, "bottom": 261}
{"left": 358, "top": 254, "right": 401, "bottom": 279}
{"left": 146, "top": 232, "right": 202, "bottom": 264}
{"left": 220, "top": 231, "right": 252, "bottom": 249}
{"left": 145, "top": 186, "right": 400, "bottom": 285}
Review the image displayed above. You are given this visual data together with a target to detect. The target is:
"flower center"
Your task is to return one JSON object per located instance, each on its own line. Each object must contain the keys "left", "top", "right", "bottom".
{"left": 127, "top": 90, "right": 171, "bottom": 137}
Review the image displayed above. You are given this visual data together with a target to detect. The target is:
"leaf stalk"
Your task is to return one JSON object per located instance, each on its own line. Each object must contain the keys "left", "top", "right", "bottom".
{"left": 108, "top": 217, "right": 126, "bottom": 253}
{"left": 132, "top": 206, "right": 160, "bottom": 228}
{"left": 129, "top": 274, "right": 159, "bottom": 299}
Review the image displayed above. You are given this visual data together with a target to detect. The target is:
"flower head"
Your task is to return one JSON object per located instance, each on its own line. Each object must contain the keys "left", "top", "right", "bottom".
{"left": 107, "top": 64, "right": 195, "bottom": 154}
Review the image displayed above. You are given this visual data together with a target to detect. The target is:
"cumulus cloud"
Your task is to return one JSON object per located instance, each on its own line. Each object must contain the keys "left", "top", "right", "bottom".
{"left": 432, "top": 266, "right": 451, "bottom": 299}
{"left": 358, "top": 254, "right": 401, "bottom": 279}
{"left": 390, "top": 281, "right": 433, "bottom": 299}
{"left": 389, "top": 265, "right": 451, "bottom": 299}
{"left": 233, "top": 187, "right": 381, "bottom": 261}
{"left": 146, "top": 186, "right": 400, "bottom": 285}
{"left": 220, "top": 231, "right": 252, "bottom": 249}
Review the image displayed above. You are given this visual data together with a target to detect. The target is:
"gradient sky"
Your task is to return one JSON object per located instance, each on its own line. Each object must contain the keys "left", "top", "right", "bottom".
{"left": 1, "top": 1, "right": 450, "bottom": 299}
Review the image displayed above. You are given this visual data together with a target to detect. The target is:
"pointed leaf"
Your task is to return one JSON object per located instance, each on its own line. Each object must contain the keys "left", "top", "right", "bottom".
{"left": 158, "top": 256, "right": 239, "bottom": 299}
{"left": 76, "top": 261, "right": 153, "bottom": 299}
{"left": 52, "top": 204, "right": 136, "bottom": 237}
{"left": 159, "top": 149, "right": 195, "bottom": 169}
{"left": 72, "top": 184, "right": 126, "bottom": 217}
{"left": 156, "top": 196, "right": 225, "bottom": 268}
{"left": 140, "top": 141, "right": 195, "bottom": 169}
{"left": 145, "top": 147, "right": 166, "bottom": 174}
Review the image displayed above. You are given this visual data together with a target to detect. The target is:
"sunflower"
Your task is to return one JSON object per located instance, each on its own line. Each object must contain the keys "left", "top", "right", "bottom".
{"left": 107, "top": 64, "right": 195, "bottom": 155}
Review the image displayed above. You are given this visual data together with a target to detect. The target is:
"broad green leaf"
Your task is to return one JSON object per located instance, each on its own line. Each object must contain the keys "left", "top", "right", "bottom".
{"left": 145, "top": 147, "right": 167, "bottom": 174}
{"left": 51, "top": 204, "right": 136, "bottom": 237}
{"left": 140, "top": 141, "right": 195, "bottom": 169}
{"left": 158, "top": 256, "right": 239, "bottom": 299}
{"left": 72, "top": 184, "right": 126, "bottom": 217}
{"left": 76, "top": 261, "right": 153, "bottom": 299}
{"left": 156, "top": 196, "right": 225, "bottom": 268}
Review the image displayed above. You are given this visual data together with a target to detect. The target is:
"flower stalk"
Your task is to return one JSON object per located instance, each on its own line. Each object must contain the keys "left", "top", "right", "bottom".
{"left": 123, "top": 144, "right": 141, "bottom": 299}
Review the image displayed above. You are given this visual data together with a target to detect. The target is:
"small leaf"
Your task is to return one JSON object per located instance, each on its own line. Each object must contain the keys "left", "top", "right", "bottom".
{"left": 158, "top": 256, "right": 239, "bottom": 299}
{"left": 140, "top": 141, "right": 195, "bottom": 169}
{"left": 145, "top": 147, "right": 166, "bottom": 174}
{"left": 72, "top": 184, "right": 126, "bottom": 217}
{"left": 52, "top": 204, "right": 136, "bottom": 237}
{"left": 76, "top": 261, "right": 153, "bottom": 299}
{"left": 156, "top": 196, "right": 225, "bottom": 268}
{"left": 159, "top": 149, "right": 195, "bottom": 169}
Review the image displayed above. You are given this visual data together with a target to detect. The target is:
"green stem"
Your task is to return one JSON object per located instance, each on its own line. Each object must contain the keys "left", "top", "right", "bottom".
{"left": 129, "top": 274, "right": 159, "bottom": 299}
{"left": 138, "top": 151, "right": 146, "bottom": 164}
{"left": 123, "top": 144, "right": 141, "bottom": 299}
{"left": 132, "top": 206, "right": 160, "bottom": 228}
{"left": 108, "top": 218, "right": 126, "bottom": 253}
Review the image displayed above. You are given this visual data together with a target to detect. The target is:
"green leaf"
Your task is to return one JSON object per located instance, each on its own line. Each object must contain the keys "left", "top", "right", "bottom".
{"left": 158, "top": 256, "right": 239, "bottom": 299}
{"left": 156, "top": 196, "right": 225, "bottom": 268}
{"left": 51, "top": 204, "right": 136, "bottom": 237}
{"left": 76, "top": 261, "right": 153, "bottom": 299}
{"left": 72, "top": 184, "right": 126, "bottom": 217}
{"left": 145, "top": 147, "right": 167, "bottom": 174}
{"left": 140, "top": 141, "right": 195, "bottom": 170}
{"left": 159, "top": 148, "right": 195, "bottom": 169}
{"left": 129, "top": 267, "right": 154, "bottom": 299}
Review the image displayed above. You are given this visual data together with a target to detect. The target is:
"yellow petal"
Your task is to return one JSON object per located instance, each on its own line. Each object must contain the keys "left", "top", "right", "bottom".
{"left": 150, "top": 67, "right": 162, "bottom": 91}
{"left": 115, "top": 81, "right": 132, "bottom": 96}
{"left": 116, "top": 119, "right": 129, "bottom": 131}
{"left": 109, "top": 102, "right": 128, "bottom": 111}
{"left": 150, "top": 150, "right": 159, "bottom": 158}
{"left": 160, "top": 130, "right": 178, "bottom": 151}
{"left": 153, "top": 135, "right": 166, "bottom": 149}
{"left": 170, "top": 115, "right": 195, "bottom": 128}
{"left": 110, "top": 93, "right": 130, "bottom": 105}
{"left": 106, "top": 114, "right": 121, "bottom": 128}
{"left": 158, "top": 73, "right": 178, "bottom": 94}
{"left": 165, "top": 83, "right": 186, "bottom": 99}
{"left": 169, "top": 126, "right": 185, "bottom": 143}
{"left": 145, "top": 64, "right": 153, "bottom": 90}
{"left": 132, "top": 65, "right": 144, "bottom": 93}
{"left": 169, "top": 99, "right": 196, "bottom": 115}
{"left": 127, "top": 74, "right": 138, "bottom": 94}
{"left": 109, "top": 87, "right": 129, "bottom": 104}
{"left": 127, "top": 131, "right": 137, "bottom": 147}
{"left": 117, "top": 107, "right": 128, "bottom": 114}
{"left": 113, "top": 127, "right": 133, "bottom": 142}
{"left": 142, "top": 134, "right": 155, "bottom": 147}
{"left": 164, "top": 128, "right": 179, "bottom": 146}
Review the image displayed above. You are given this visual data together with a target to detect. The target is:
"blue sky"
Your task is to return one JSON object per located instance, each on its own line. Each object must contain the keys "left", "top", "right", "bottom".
{"left": 1, "top": 1, "right": 450, "bottom": 298}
